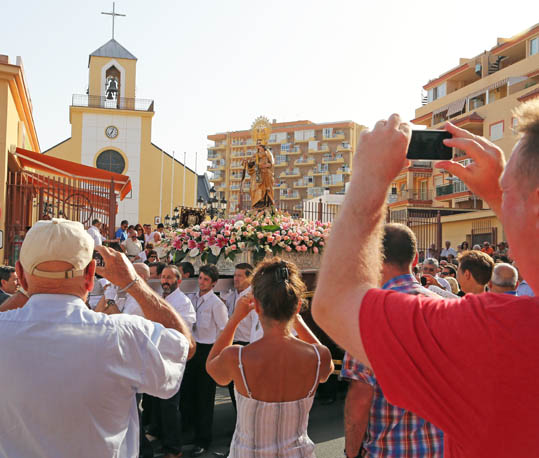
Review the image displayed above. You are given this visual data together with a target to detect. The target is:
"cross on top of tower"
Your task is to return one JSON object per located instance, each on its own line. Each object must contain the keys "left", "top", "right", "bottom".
{"left": 101, "top": 2, "right": 126, "bottom": 40}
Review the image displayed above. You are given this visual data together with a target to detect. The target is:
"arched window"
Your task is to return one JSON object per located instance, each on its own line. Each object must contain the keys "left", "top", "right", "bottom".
{"left": 96, "top": 149, "right": 125, "bottom": 174}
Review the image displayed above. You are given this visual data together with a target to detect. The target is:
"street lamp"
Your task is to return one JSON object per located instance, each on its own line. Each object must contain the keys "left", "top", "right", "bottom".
{"left": 172, "top": 206, "right": 180, "bottom": 228}
{"left": 198, "top": 187, "right": 227, "bottom": 219}
{"left": 164, "top": 214, "right": 171, "bottom": 226}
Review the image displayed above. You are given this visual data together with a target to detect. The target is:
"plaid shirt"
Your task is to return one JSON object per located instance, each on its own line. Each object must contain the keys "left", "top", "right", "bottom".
{"left": 341, "top": 274, "right": 443, "bottom": 457}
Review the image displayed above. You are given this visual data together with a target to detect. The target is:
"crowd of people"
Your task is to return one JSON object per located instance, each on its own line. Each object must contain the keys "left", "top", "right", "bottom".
{"left": 0, "top": 99, "right": 537, "bottom": 458}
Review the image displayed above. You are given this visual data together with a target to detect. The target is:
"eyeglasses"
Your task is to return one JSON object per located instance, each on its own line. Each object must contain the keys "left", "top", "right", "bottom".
{"left": 440, "top": 272, "right": 450, "bottom": 276}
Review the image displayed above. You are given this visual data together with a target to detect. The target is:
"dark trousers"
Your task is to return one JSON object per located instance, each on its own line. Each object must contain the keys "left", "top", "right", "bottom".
{"left": 137, "top": 394, "right": 154, "bottom": 458}
{"left": 227, "top": 340, "right": 249, "bottom": 412}
{"left": 180, "top": 342, "right": 216, "bottom": 448}
{"left": 142, "top": 389, "right": 183, "bottom": 454}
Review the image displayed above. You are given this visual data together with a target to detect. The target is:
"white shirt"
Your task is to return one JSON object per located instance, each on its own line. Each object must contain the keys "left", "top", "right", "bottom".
{"left": 192, "top": 290, "right": 228, "bottom": 344}
{"left": 435, "top": 275, "right": 452, "bottom": 292}
{"left": 122, "top": 238, "right": 143, "bottom": 258}
{"left": 165, "top": 287, "right": 196, "bottom": 330}
{"left": 0, "top": 294, "right": 189, "bottom": 458}
{"left": 441, "top": 247, "right": 457, "bottom": 258}
{"left": 225, "top": 286, "right": 254, "bottom": 343}
{"left": 123, "top": 294, "right": 144, "bottom": 317}
{"left": 516, "top": 280, "right": 535, "bottom": 297}
{"left": 87, "top": 225, "right": 104, "bottom": 247}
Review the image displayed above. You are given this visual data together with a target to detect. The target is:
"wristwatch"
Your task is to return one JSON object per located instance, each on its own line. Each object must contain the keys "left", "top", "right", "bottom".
{"left": 106, "top": 299, "right": 116, "bottom": 309}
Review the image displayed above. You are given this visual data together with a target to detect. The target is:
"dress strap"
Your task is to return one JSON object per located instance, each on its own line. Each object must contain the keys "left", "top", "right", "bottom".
{"left": 238, "top": 346, "right": 252, "bottom": 398}
{"left": 307, "top": 344, "right": 321, "bottom": 397}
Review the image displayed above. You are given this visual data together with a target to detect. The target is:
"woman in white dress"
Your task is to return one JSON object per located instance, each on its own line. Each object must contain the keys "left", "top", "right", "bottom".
{"left": 207, "top": 258, "right": 334, "bottom": 457}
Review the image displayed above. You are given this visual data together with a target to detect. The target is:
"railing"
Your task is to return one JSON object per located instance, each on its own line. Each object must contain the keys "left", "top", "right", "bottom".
{"left": 410, "top": 161, "right": 432, "bottom": 168}
{"left": 388, "top": 189, "right": 433, "bottom": 203}
{"left": 71, "top": 94, "right": 154, "bottom": 112}
{"left": 436, "top": 181, "right": 468, "bottom": 197}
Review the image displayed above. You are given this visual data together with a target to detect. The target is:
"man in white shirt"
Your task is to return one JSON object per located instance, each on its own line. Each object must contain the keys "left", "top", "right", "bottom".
{"left": 161, "top": 266, "right": 196, "bottom": 329}
{"left": 87, "top": 218, "right": 104, "bottom": 247}
{"left": 0, "top": 219, "right": 195, "bottom": 458}
{"left": 224, "top": 263, "right": 254, "bottom": 410}
{"left": 122, "top": 229, "right": 143, "bottom": 262}
{"left": 440, "top": 240, "right": 458, "bottom": 259}
{"left": 422, "top": 258, "right": 452, "bottom": 292}
{"left": 180, "top": 264, "right": 228, "bottom": 457}
{"left": 143, "top": 265, "right": 197, "bottom": 458}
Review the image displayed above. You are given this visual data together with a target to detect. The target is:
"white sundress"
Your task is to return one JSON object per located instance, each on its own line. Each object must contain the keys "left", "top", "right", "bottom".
{"left": 228, "top": 344, "right": 321, "bottom": 458}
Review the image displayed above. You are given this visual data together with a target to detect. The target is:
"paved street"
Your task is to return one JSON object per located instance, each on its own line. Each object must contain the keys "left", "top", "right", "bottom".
{"left": 152, "top": 385, "right": 346, "bottom": 457}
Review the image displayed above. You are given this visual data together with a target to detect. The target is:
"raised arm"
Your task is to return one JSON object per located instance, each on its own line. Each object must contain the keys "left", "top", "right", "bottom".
{"left": 312, "top": 114, "right": 411, "bottom": 366}
{"left": 95, "top": 245, "right": 196, "bottom": 359}
{"left": 206, "top": 294, "right": 255, "bottom": 385}
{"left": 437, "top": 122, "right": 505, "bottom": 217}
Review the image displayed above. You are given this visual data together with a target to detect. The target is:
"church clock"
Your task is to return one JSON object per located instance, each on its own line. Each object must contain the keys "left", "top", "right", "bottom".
{"left": 105, "top": 125, "right": 119, "bottom": 139}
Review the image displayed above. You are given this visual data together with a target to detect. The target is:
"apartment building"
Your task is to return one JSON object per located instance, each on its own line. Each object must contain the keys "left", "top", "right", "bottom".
{"left": 207, "top": 119, "right": 365, "bottom": 213}
{"left": 389, "top": 23, "right": 538, "bottom": 248}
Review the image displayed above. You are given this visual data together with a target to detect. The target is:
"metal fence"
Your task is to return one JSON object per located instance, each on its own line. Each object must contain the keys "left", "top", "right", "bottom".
{"left": 388, "top": 208, "right": 442, "bottom": 257}
{"left": 5, "top": 171, "right": 117, "bottom": 265}
{"left": 234, "top": 192, "right": 339, "bottom": 222}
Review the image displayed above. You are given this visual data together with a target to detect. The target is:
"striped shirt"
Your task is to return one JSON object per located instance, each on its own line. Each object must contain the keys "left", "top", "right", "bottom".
{"left": 341, "top": 274, "right": 443, "bottom": 457}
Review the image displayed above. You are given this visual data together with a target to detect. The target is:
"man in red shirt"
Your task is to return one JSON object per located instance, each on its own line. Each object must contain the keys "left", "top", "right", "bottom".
{"left": 480, "top": 241, "right": 494, "bottom": 256}
{"left": 312, "top": 100, "right": 539, "bottom": 458}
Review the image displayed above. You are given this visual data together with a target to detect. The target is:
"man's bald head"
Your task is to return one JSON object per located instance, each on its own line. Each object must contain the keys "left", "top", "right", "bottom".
{"left": 489, "top": 263, "right": 518, "bottom": 294}
{"left": 133, "top": 263, "right": 150, "bottom": 282}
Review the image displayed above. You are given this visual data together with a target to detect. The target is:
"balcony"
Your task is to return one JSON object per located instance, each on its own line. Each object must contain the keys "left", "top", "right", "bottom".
{"left": 71, "top": 94, "right": 154, "bottom": 112}
{"left": 284, "top": 146, "right": 302, "bottom": 156}
{"left": 230, "top": 174, "right": 242, "bottom": 181}
{"left": 294, "top": 157, "right": 315, "bottom": 166}
{"left": 211, "top": 174, "right": 224, "bottom": 182}
{"left": 435, "top": 181, "right": 469, "bottom": 199}
{"left": 230, "top": 161, "right": 244, "bottom": 170}
{"left": 337, "top": 166, "right": 351, "bottom": 174}
{"left": 323, "top": 132, "right": 345, "bottom": 141}
{"left": 309, "top": 144, "right": 330, "bottom": 154}
{"left": 337, "top": 142, "right": 352, "bottom": 152}
{"left": 310, "top": 166, "right": 329, "bottom": 176}
{"left": 230, "top": 184, "right": 241, "bottom": 190}
{"left": 387, "top": 189, "right": 433, "bottom": 205}
{"left": 322, "top": 154, "right": 344, "bottom": 164}
{"left": 208, "top": 161, "right": 225, "bottom": 172}
{"left": 274, "top": 182, "right": 287, "bottom": 189}
{"left": 280, "top": 168, "right": 301, "bottom": 178}
{"left": 293, "top": 179, "right": 314, "bottom": 189}
{"left": 280, "top": 191, "right": 300, "bottom": 200}
{"left": 207, "top": 151, "right": 221, "bottom": 160}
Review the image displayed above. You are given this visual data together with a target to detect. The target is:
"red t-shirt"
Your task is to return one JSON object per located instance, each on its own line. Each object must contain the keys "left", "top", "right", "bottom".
{"left": 360, "top": 290, "right": 539, "bottom": 458}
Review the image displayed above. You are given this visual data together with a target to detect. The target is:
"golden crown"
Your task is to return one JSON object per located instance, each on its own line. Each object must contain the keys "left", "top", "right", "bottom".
{"left": 251, "top": 116, "right": 272, "bottom": 145}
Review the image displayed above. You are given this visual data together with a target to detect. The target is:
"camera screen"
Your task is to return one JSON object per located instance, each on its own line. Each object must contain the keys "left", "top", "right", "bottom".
{"left": 407, "top": 130, "right": 453, "bottom": 160}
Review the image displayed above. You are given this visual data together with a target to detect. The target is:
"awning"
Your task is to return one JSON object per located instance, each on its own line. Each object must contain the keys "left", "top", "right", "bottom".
{"left": 12, "top": 147, "right": 132, "bottom": 200}
{"left": 447, "top": 98, "right": 466, "bottom": 116}
{"left": 468, "top": 78, "right": 508, "bottom": 99}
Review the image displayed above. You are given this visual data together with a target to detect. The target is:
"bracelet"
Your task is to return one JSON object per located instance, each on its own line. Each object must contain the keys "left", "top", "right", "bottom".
{"left": 118, "top": 277, "right": 139, "bottom": 293}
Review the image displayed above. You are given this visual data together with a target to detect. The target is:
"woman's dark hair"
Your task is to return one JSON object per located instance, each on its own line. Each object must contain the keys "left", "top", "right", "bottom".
{"left": 461, "top": 241, "right": 469, "bottom": 250}
{"left": 252, "top": 257, "right": 306, "bottom": 322}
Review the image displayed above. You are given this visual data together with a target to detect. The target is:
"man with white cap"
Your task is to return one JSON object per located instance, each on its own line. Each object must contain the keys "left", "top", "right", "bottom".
{"left": 0, "top": 218, "right": 196, "bottom": 458}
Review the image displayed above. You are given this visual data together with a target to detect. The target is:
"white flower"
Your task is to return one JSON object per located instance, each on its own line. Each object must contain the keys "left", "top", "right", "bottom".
{"left": 188, "top": 247, "right": 200, "bottom": 257}
{"left": 183, "top": 245, "right": 189, "bottom": 252}
{"left": 234, "top": 220, "right": 244, "bottom": 229}
{"left": 238, "top": 242, "right": 246, "bottom": 249}
{"left": 210, "top": 245, "right": 222, "bottom": 257}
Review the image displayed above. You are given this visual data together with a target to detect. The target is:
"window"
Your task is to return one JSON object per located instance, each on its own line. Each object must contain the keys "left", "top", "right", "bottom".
{"left": 280, "top": 143, "right": 290, "bottom": 152}
{"left": 308, "top": 140, "right": 319, "bottom": 151}
{"left": 531, "top": 37, "right": 538, "bottom": 56}
{"left": 323, "top": 127, "right": 333, "bottom": 138}
{"left": 489, "top": 121, "right": 504, "bottom": 141}
{"left": 96, "top": 149, "right": 125, "bottom": 174}
{"left": 428, "top": 82, "right": 447, "bottom": 102}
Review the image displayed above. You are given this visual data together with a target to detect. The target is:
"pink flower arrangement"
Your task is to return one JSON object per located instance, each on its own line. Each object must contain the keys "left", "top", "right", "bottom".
{"left": 161, "top": 209, "right": 331, "bottom": 264}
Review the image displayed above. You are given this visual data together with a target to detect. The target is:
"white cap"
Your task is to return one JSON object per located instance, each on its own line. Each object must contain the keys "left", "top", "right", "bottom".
{"left": 20, "top": 218, "right": 94, "bottom": 279}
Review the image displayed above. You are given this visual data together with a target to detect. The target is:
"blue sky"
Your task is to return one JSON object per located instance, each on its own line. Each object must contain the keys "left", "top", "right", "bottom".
{"left": 2, "top": 0, "right": 534, "bottom": 173}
